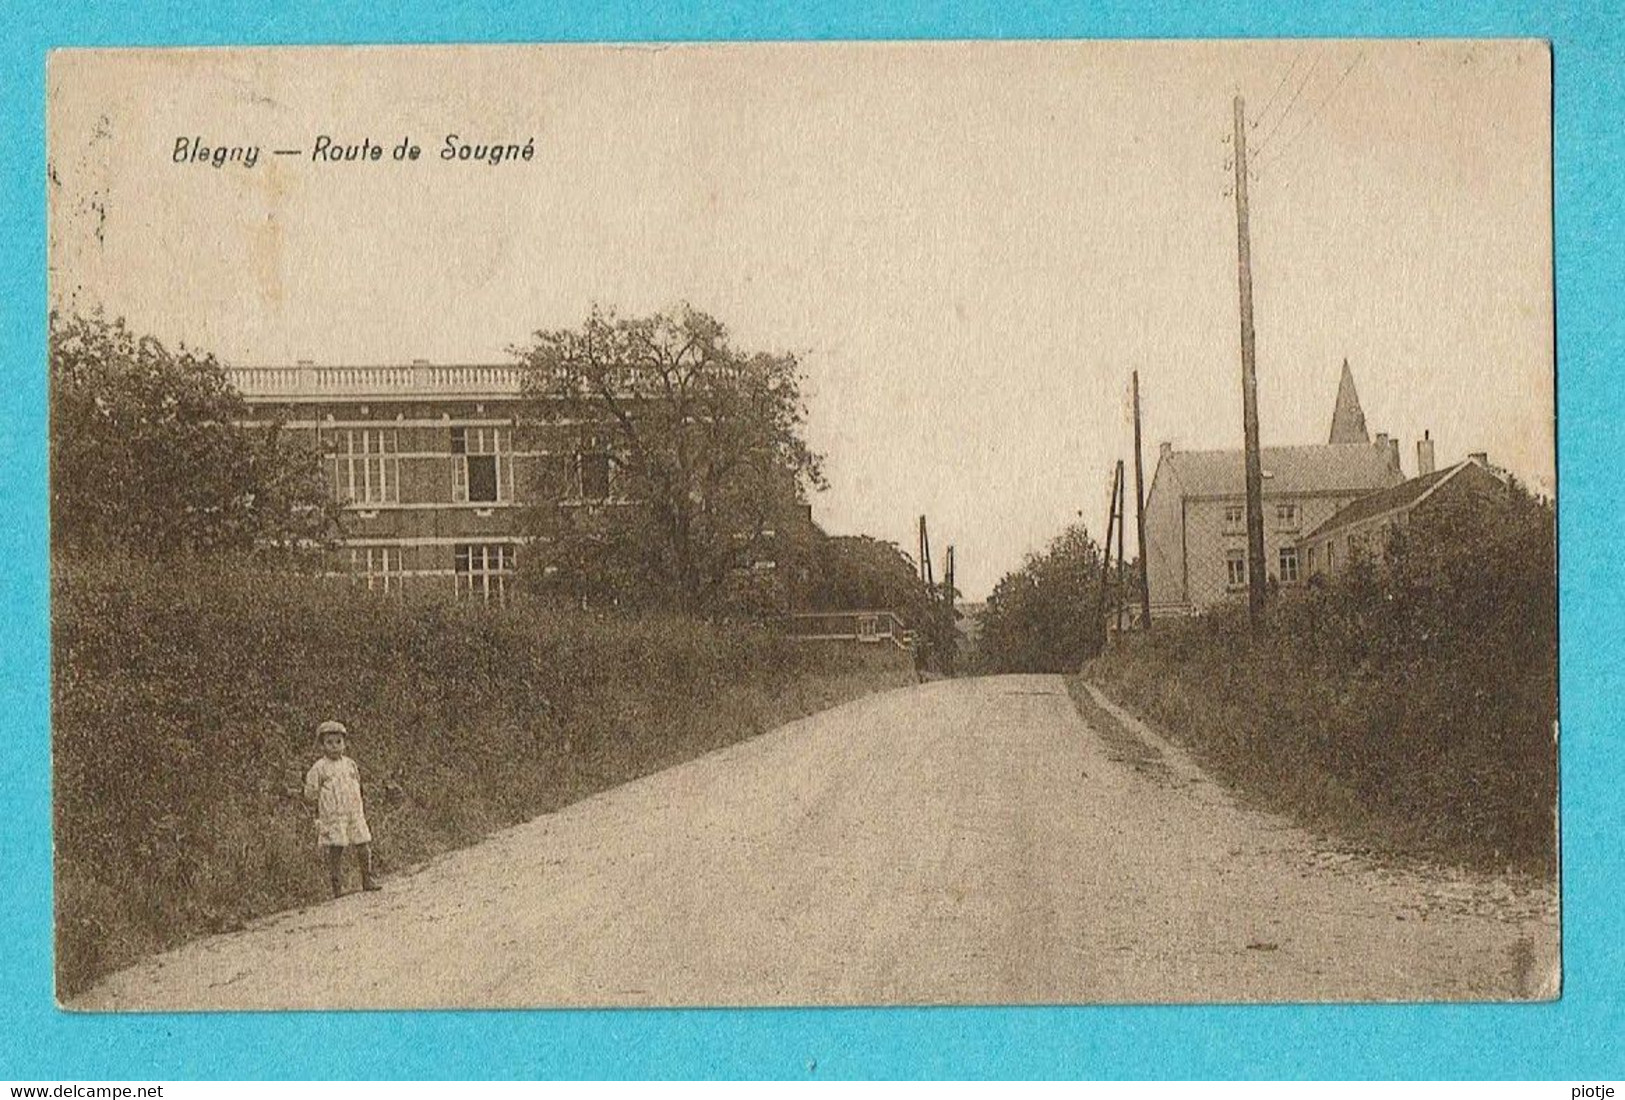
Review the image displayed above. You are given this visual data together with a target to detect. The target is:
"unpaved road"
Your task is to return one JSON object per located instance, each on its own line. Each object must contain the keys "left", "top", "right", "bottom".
{"left": 73, "top": 675, "right": 1558, "bottom": 1009}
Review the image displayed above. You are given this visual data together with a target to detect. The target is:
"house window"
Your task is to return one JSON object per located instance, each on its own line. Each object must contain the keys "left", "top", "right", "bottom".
{"left": 337, "top": 429, "right": 399, "bottom": 505}
{"left": 1222, "top": 503, "right": 1245, "bottom": 531}
{"left": 1275, "top": 502, "right": 1299, "bottom": 529}
{"left": 452, "top": 426, "right": 511, "bottom": 504}
{"left": 350, "top": 546, "right": 403, "bottom": 593}
{"left": 454, "top": 543, "right": 514, "bottom": 602}
{"left": 1278, "top": 545, "right": 1301, "bottom": 583}
{"left": 1307, "top": 546, "right": 1318, "bottom": 574}
{"left": 1327, "top": 543, "right": 1337, "bottom": 573}
{"left": 1225, "top": 549, "right": 1247, "bottom": 589}
{"left": 579, "top": 451, "right": 612, "bottom": 501}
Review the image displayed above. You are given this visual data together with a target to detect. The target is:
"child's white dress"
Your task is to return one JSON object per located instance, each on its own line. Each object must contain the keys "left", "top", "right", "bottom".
{"left": 303, "top": 755, "right": 373, "bottom": 847}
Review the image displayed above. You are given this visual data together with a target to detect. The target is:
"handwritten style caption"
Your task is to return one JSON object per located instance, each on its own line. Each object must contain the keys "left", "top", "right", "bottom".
{"left": 172, "top": 135, "right": 537, "bottom": 169}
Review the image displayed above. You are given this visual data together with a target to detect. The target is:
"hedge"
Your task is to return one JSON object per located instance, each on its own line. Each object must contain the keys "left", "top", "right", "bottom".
{"left": 53, "top": 554, "right": 912, "bottom": 995}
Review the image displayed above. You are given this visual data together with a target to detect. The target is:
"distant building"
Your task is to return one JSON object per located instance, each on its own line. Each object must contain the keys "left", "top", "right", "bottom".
{"left": 785, "top": 610, "right": 913, "bottom": 648}
{"left": 1142, "top": 363, "right": 1405, "bottom": 617}
{"left": 1298, "top": 451, "right": 1511, "bottom": 578}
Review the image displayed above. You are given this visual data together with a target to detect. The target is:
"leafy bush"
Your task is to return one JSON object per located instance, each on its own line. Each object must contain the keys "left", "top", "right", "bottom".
{"left": 53, "top": 555, "right": 911, "bottom": 995}
{"left": 975, "top": 524, "right": 1124, "bottom": 673}
{"left": 1088, "top": 480, "right": 1557, "bottom": 873}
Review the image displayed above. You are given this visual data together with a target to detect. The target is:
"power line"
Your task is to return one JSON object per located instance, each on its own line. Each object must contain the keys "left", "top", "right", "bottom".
{"left": 1250, "top": 44, "right": 1305, "bottom": 135}
{"left": 1253, "top": 47, "right": 1322, "bottom": 155}
{"left": 1256, "top": 50, "right": 1366, "bottom": 168}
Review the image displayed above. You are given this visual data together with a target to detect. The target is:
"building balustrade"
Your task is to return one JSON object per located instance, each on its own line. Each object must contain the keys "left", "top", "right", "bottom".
{"left": 226, "top": 362, "right": 528, "bottom": 399}
{"left": 226, "top": 361, "right": 750, "bottom": 400}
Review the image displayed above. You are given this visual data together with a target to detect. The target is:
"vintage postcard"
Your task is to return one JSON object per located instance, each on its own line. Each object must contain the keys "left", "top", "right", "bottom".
{"left": 47, "top": 40, "right": 1556, "bottom": 1010}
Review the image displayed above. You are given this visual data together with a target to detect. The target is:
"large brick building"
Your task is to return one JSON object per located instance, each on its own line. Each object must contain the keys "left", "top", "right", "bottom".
{"left": 1142, "top": 362, "right": 1406, "bottom": 618}
{"left": 230, "top": 361, "right": 622, "bottom": 599}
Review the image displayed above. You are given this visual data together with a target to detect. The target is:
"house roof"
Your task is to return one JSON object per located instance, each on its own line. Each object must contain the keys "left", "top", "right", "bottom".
{"left": 1159, "top": 443, "right": 1402, "bottom": 499}
{"left": 1302, "top": 461, "right": 1471, "bottom": 540}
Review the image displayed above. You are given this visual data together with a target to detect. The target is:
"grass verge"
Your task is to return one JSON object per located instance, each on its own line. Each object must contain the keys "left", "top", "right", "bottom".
{"left": 53, "top": 554, "right": 914, "bottom": 996}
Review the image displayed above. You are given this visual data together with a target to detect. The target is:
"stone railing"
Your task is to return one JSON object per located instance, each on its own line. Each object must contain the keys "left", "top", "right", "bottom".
{"left": 226, "top": 361, "right": 756, "bottom": 402}
{"left": 226, "top": 363, "right": 526, "bottom": 399}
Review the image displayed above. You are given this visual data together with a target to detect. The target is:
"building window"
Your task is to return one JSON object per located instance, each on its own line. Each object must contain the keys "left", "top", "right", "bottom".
{"left": 1307, "top": 546, "right": 1318, "bottom": 575}
{"left": 1275, "top": 502, "right": 1299, "bottom": 529}
{"left": 1225, "top": 549, "right": 1246, "bottom": 589}
{"left": 579, "top": 451, "right": 612, "bottom": 501}
{"left": 1278, "top": 545, "right": 1300, "bottom": 583}
{"left": 454, "top": 543, "right": 514, "bottom": 602}
{"left": 452, "top": 426, "right": 511, "bottom": 504}
{"left": 1222, "top": 503, "right": 1245, "bottom": 532}
{"left": 1327, "top": 543, "right": 1337, "bottom": 573}
{"left": 337, "top": 428, "right": 399, "bottom": 505}
{"left": 350, "top": 546, "right": 403, "bottom": 593}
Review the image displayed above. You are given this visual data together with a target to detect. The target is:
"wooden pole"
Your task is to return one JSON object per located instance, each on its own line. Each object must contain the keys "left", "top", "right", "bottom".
{"left": 918, "top": 514, "right": 935, "bottom": 590}
{"left": 1115, "top": 460, "right": 1126, "bottom": 636}
{"left": 1233, "top": 95, "right": 1268, "bottom": 629}
{"left": 1132, "top": 371, "right": 1152, "bottom": 631}
{"left": 1096, "top": 463, "right": 1120, "bottom": 644}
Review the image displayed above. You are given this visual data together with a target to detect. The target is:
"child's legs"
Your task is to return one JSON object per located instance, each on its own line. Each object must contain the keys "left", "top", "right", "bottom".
{"left": 354, "top": 841, "right": 377, "bottom": 886}
{"left": 324, "top": 844, "right": 346, "bottom": 893}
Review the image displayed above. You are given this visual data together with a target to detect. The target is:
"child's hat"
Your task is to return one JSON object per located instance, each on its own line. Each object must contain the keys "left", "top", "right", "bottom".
{"left": 316, "top": 719, "right": 349, "bottom": 741}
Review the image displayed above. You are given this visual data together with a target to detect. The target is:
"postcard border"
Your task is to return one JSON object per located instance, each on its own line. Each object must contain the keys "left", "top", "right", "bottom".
{"left": 4, "top": 1, "right": 1621, "bottom": 1080}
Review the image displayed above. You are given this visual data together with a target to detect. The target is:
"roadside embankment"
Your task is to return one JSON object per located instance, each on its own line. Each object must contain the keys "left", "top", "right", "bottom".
{"left": 52, "top": 555, "right": 914, "bottom": 996}
{"left": 1082, "top": 488, "right": 1556, "bottom": 881}
{"left": 1082, "top": 576, "right": 1556, "bottom": 880}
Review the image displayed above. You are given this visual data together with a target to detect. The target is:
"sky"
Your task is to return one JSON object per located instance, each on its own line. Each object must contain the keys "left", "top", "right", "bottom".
{"left": 48, "top": 40, "right": 1553, "bottom": 600}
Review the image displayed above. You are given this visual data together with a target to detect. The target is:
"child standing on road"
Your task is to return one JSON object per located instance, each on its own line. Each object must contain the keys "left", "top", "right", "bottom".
{"left": 303, "top": 719, "right": 381, "bottom": 897}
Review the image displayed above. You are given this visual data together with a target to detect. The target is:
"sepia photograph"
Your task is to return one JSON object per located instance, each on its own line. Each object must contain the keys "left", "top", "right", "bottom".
{"left": 46, "top": 39, "right": 1557, "bottom": 1011}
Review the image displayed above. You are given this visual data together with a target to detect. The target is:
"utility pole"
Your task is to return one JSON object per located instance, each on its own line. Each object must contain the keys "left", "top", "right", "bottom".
{"left": 1233, "top": 95, "right": 1268, "bottom": 629}
{"left": 917, "top": 515, "right": 935, "bottom": 591}
{"left": 1132, "top": 371, "right": 1152, "bottom": 631}
{"left": 1096, "top": 463, "right": 1121, "bottom": 645}
{"left": 916, "top": 515, "right": 936, "bottom": 676}
{"left": 942, "top": 545, "right": 957, "bottom": 678}
{"left": 1115, "top": 460, "right": 1126, "bottom": 636}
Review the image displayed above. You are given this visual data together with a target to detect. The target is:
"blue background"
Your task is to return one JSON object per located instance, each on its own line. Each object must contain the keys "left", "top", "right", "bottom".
{"left": 2, "top": 0, "right": 1620, "bottom": 1080}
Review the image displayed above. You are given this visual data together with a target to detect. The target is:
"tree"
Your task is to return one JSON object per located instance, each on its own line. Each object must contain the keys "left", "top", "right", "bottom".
{"left": 513, "top": 305, "right": 825, "bottom": 612}
{"left": 975, "top": 523, "right": 1106, "bottom": 673}
{"left": 49, "top": 313, "right": 338, "bottom": 559}
{"left": 802, "top": 536, "right": 929, "bottom": 616}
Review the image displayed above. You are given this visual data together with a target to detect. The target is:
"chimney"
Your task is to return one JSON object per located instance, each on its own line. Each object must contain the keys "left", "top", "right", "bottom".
{"left": 1159, "top": 441, "right": 1173, "bottom": 461}
{"left": 1469, "top": 451, "right": 1489, "bottom": 466}
{"left": 1417, "top": 430, "right": 1436, "bottom": 476}
{"left": 1375, "top": 432, "right": 1400, "bottom": 476}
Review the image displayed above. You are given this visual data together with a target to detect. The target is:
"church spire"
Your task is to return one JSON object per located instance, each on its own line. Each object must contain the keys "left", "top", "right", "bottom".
{"left": 1328, "top": 358, "right": 1370, "bottom": 444}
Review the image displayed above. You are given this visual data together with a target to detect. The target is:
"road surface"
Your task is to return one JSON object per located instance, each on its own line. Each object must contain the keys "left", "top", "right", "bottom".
{"left": 73, "top": 675, "right": 1557, "bottom": 1009}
